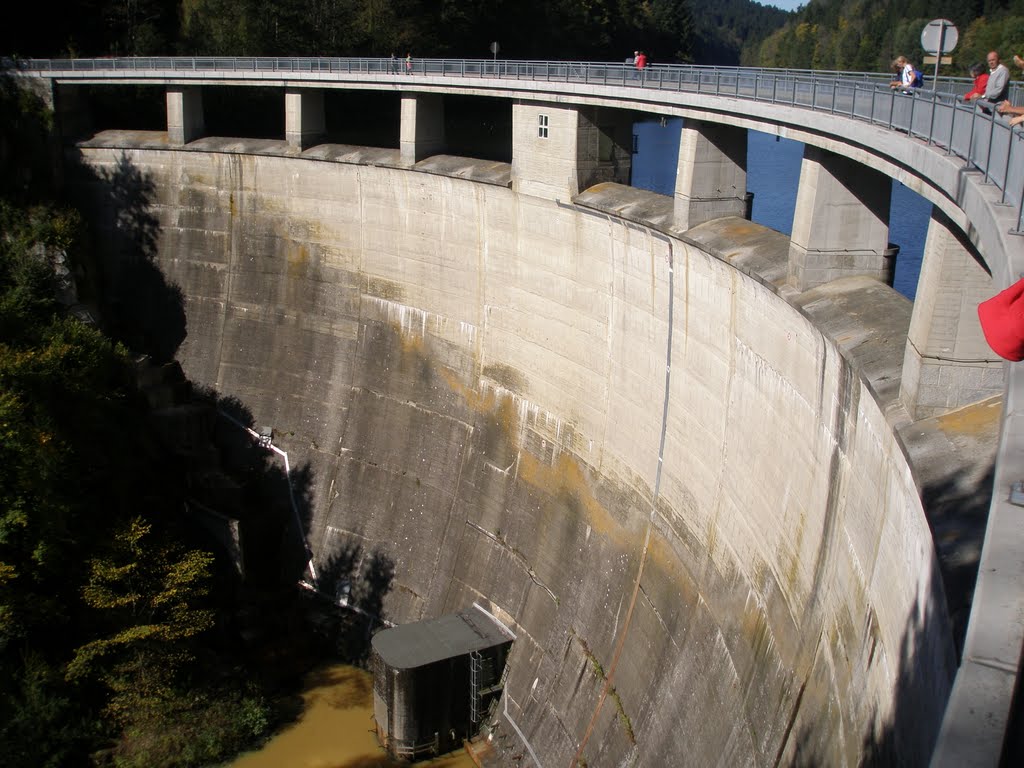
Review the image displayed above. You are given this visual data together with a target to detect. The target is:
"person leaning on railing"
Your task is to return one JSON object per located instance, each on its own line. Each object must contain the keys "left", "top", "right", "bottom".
{"left": 996, "top": 54, "right": 1024, "bottom": 126}
{"left": 964, "top": 63, "right": 990, "bottom": 101}
{"left": 889, "top": 56, "right": 916, "bottom": 92}
{"left": 971, "top": 51, "right": 1010, "bottom": 113}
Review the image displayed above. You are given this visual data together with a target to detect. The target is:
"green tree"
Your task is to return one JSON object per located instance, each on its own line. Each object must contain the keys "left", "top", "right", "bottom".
{"left": 66, "top": 518, "right": 215, "bottom": 713}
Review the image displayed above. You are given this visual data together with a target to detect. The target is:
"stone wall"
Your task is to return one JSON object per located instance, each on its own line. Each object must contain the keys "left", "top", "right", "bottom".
{"left": 72, "top": 146, "right": 955, "bottom": 767}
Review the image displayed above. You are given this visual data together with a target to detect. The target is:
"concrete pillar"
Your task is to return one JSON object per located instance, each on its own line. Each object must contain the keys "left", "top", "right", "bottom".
{"left": 673, "top": 120, "right": 748, "bottom": 229}
{"left": 788, "top": 146, "right": 893, "bottom": 291}
{"left": 511, "top": 102, "right": 580, "bottom": 200}
{"left": 166, "top": 85, "right": 204, "bottom": 146}
{"left": 285, "top": 88, "right": 326, "bottom": 150}
{"left": 900, "top": 208, "right": 1004, "bottom": 419}
{"left": 400, "top": 93, "right": 445, "bottom": 165}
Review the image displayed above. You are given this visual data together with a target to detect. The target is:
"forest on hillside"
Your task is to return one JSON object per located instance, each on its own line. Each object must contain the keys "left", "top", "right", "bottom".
{"left": 2, "top": 0, "right": 789, "bottom": 65}
{"left": 750, "top": 0, "right": 1024, "bottom": 76}
{"left": 16, "top": 0, "right": 1024, "bottom": 75}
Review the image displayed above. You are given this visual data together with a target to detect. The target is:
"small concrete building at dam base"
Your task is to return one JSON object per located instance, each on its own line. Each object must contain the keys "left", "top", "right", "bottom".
{"left": 20, "top": 59, "right": 1024, "bottom": 766}
{"left": 371, "top": 606, "right": 514, "bottom": 760}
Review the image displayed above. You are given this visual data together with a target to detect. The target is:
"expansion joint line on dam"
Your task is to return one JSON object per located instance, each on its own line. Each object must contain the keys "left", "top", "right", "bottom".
{"left": 572, "top": 235, "right": 675, "bottom": 766}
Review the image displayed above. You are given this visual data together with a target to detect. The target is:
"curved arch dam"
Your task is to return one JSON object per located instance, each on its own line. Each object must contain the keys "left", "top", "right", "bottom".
{"left": 73, "top": 142, "right": 962, "bottom": 767}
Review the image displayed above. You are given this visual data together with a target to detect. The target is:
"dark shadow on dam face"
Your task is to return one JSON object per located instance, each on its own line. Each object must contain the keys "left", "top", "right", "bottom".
{"left": 66, "top": 149, "right": 186, "bottom": 363}
{"left": 318, "top": 542, "right": 396, "bottom": 664}
{"left": 922, "top": 464, "right": 995, "bottom": 658}
{"left": 63, "top": 149, "right": 395, "bottom": 666}
{"left": 202, "top": 388, "right": 316, "bottom": 588}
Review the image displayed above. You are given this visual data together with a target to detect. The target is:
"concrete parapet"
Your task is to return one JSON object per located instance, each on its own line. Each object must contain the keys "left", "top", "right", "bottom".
{"left": 166, "top": 85, "right": 204, "bottom": 146}
{"left": 285, "top": 87, "right": 326, "bottom": 150}
{"left": 400, "top": 93, "right": 445, "bottom": 166}
{"left": 901, "top": 208, "right": 1003, "bottom": 419}
{"left": 789, "top": 145, "right": 893, "bottom": 291}
{"left": 673, "top": 119, "right": 748, "bottom": 230}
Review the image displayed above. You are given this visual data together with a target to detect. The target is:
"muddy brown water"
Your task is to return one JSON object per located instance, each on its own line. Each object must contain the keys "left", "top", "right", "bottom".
{"left": 231, "top": 664, "right": 476, "bottom": 768}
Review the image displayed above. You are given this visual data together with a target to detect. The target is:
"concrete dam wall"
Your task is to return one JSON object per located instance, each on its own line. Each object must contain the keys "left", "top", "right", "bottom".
{"left": 73, "top": 146, "right": 955, "bottom": 767}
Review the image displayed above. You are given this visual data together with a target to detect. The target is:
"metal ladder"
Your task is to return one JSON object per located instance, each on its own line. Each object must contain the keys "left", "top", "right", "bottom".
{"left": 469, "top": 650, "right": 483, "bottom": 724}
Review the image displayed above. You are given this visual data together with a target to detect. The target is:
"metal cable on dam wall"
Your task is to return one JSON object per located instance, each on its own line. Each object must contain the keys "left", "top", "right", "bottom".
{"left": 70, "top": 145, "right": 956, "bottom": 767}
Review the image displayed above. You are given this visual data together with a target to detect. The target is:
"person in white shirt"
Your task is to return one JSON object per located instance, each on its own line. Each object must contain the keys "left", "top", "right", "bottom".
{"left": 889, "top": 56, "right": 915, "bottom": 92}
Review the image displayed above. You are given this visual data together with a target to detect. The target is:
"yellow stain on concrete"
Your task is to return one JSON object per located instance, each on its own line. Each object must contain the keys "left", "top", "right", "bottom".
{"left": 437, "top": 365, "right": 629, "bottom": 545}
{"left": 518, "top": 451, "right": 621, "bottom": 541}
{"left": 287, "top": 244, "right": 309, "bottom": 279}
{"left": 935, "top": 396, "right": 1002, "bottom": 437}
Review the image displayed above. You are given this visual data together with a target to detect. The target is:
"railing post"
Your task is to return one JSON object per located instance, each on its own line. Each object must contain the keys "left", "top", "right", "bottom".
{"left": 946, "top": 100, "right": 956, "bottom": 155}
{"left": 966, "top": 107, "right": 978, "bottom": 167}
{"left": 1015, "top": 170, "right": 1024, "bottom": 232}
{"left": 1001, "top": 127, "right": 1015, "bottom": 203}
{"left": 984, "top": 112, "right": 997, "bottom": 184}
{"left": 908, "top": 91, "right": 917, "bottom": 138}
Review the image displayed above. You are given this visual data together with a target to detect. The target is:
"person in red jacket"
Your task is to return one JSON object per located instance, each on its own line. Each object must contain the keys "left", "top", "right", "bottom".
{"left": 963, "top": 63, "right": 990, "bottom": 101}
{"left": 635, "top": 51, "right": 647, "bottom": 70}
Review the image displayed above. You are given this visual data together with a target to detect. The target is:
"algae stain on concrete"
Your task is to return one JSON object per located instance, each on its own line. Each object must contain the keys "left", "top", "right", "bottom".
{"left": 786, "top": 510, "right": 806, "bottom": 596}
{"left": 364, "top": 276, "right": 406, "bottom": 302}
{"left": 483, "top": 362, "right": 527, "bottom": 393}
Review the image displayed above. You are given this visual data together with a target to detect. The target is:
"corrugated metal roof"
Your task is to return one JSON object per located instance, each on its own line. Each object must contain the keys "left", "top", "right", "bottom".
{"left": 371, "top": 607, "right": 513, "bottom": 669}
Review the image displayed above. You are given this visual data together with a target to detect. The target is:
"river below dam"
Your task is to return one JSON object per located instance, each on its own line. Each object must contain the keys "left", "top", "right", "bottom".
{"left": 231, "top": 664, "right": 476, "bottom": 768}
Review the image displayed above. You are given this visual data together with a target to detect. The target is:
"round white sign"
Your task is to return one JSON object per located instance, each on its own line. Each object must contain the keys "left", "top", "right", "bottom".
{"left": 921, "top": 19, "right": 959, "bottom": 55}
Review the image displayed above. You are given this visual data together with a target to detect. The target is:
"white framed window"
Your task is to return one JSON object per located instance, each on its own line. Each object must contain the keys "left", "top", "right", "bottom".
{"left": 538, "top": 114, "right": 549, "bottom": 138}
